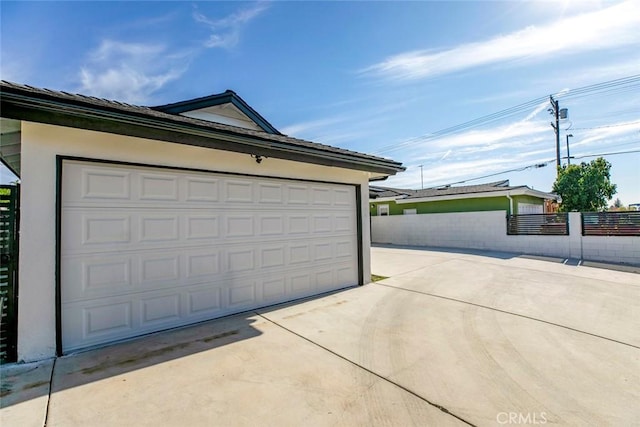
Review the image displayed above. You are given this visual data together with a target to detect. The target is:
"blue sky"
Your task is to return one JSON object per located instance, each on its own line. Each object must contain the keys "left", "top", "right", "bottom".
{"left": 2, "top": 1, "right": 639, "bottom": 205}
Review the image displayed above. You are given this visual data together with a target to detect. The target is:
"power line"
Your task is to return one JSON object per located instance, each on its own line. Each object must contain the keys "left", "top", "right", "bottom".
{"left": 425, "top": 161, "right": 553, "bottom": 188}
{"left": 418, "top": 148, "right": 640, "bottom": 189}
{"left": 572, "top": 149, "right": 640, "bottom": 160}
{"left": 373, "top": 74, "right": 640, "bottom": 155}
{"left": 569, "top": 120, "right": 640, "bottom": 130}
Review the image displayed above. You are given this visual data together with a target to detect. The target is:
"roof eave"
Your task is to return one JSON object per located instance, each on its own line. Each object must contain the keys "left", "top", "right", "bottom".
{"left": 1, "top": 91, "right": 404, "bottom": 177}
{"left": 397, "top": 188, "right": 556, "bottom": 204}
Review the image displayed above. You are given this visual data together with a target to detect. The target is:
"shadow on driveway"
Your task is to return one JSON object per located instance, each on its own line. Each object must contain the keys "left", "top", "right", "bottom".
{"left": 372, "top": 243, "right": 519, "bottom": 260}
{"left": 1, "top": 313, "right": 262, "bottom": 410}
{"left": 0, "top": 286, "right": 357, "bottom": 412}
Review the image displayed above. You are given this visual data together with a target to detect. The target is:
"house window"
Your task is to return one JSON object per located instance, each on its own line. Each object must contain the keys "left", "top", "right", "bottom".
{"left": 403, "top": 208, "right": 417, "bottom": 215}
{"left": 518, "top": 203, "right": 543, "bottom": 214}
{"left": 377, "top": 204, "right": 389, "bottom": 216}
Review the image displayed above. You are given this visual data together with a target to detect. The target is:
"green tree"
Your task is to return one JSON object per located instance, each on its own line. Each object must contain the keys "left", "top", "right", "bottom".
{"left": 552, "top": 157, "right": 617, "bottom": 212}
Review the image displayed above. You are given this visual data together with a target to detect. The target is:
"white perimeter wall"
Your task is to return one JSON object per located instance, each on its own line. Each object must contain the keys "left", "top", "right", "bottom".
{"left": 372, "top": 211, "right": 640, "bottom": 265}
{"left": 19, "top": 121, "right": 373, "bottom": 361}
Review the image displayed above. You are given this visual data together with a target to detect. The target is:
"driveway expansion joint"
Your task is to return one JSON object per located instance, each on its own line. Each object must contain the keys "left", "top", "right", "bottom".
{"left": 256, "top": 311, "right": 478, "bottom": 427}
{"left": 43, "top": 357, "right": 57, "bottom": 427}
{"left": 374, "top": 282, "right": 640, "bottom": 350}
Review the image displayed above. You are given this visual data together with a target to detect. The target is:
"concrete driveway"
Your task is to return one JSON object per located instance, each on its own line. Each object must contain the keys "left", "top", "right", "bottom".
{"left": 2, "top": 246, "right": 639, "bottom": 426}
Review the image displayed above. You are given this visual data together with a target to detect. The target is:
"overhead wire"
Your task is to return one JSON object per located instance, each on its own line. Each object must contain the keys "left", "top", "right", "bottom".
{"left": 425, "top": 147, "right": 640, "bottom": 188}
{"left": 373, "top": 74, "right": 640, "bottom": 156}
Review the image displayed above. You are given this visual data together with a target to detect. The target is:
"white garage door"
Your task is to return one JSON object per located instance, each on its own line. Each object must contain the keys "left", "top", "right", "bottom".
{"left": 60, "top": 160, "right": 359, "bottom": 353}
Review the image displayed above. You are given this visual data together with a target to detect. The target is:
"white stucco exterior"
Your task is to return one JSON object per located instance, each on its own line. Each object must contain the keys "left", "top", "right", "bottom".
{"left": 18, "top": 121, "right": 373, "bottom": 361}
{"left": 371, "top": 211, "right": 640, "bottom": 265}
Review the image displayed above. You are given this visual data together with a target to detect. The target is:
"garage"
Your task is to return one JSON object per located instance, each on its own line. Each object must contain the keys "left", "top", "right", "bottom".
{"left": 1, "top": 81, "right": 404, "bottom": 361}
{"left": 60, "top": 159, "right": 359, "bottom": 353}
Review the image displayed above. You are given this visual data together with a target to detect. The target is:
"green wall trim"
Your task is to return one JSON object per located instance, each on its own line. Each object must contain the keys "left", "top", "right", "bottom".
{"left": 370, "top": 194, "right": 545, "bottom": 216}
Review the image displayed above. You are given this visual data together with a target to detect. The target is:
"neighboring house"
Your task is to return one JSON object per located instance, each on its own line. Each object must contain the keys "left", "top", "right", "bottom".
{"left": 370, "top": 180, "right": 558, "bottom": 216}
{"left": 0, "top": 81, "right": 404, "bottom": 361}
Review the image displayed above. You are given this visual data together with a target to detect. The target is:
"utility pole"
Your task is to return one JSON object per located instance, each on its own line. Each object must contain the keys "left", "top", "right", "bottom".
{"left": 566, "top": 134, "right": 573, "bottom": 166}
{"left": 549, "top": 96, "right": 561, "bottom": 170}
{"left": 419, "top": 165, "right": 424, "bottom": 189}
{"left": 549, "top": 96, "right": 567, "bottom": 174}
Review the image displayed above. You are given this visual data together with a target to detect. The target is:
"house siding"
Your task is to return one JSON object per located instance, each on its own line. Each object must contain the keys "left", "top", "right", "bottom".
{"left": 370, "top": 194, "right": 547, "bottom": 216}
{"left": 371, "top": 196, "right": 510, "bottom": 215}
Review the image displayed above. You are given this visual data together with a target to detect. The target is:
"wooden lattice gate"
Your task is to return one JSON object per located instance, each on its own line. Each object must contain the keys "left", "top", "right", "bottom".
{"left": 1, "top": 184, "right": 19, "bottom": 363}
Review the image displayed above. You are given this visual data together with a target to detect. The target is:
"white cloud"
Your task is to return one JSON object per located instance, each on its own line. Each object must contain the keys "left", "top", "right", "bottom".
{"left": 361, "top": 1, "right": 640, "bottom": 81}
{"left": 78, "top": 40, "right": 187, "bottom": 104}
{"left": 280, "top": 116, "right": 347, "bottom": 136}
{"left": 571, "top": 120, "right": 640, "bottom": 149}
{"left": 383, "top": 116, "right": 639, "bottom": 191}
{"left": 193, "top": 2, "right": 269, "bottom": 49}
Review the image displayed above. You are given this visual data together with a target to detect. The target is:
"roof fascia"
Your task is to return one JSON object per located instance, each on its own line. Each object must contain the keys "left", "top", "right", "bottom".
{"left": 521, "top": 188, "right": 559, "bottom": 200}
{"left": 396, "top": 188, "right": 555, "bottom": 204}
{"left": 1, "top": 91, "right": 403, "bottom": 176}
{"left": 153, "top": 91, "right": 281, "bottom": 135}
{"left": 370, "top": 196, "right": 402, "bottom": 202}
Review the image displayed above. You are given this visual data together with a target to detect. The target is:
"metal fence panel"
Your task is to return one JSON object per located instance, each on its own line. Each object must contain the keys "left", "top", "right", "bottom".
{"left": 582, "top": 212, "right": 640, "bottom": 236}
{"left": 0, "top": 184, "right": 19, "bottom": 363}
{"left": 507, "top": 213, "right": 569, "bottom": 236}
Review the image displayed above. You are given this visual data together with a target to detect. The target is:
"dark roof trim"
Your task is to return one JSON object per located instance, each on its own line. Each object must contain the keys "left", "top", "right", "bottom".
{"left": 370, "top": 180, "right": 556, "bottom": 200}
{"left": 152, "top": 90, "right": 282, "bottom": 135}
{"left": 0, "top": 82, "right": 404, "bottom": 177}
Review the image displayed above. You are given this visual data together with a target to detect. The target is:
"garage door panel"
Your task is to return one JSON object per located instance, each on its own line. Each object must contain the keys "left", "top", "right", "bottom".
{"left": 260, "top": 246, "right": 285, "bottom": 269}
{"left": 224, "top": 179, "right": 254, "bottom": 203}
{"left": 62, "top": 299, "right": 134, "bottom": 351}
{"left": 286, "top": 185, "right": 309, "bottom": 204}
{"left": 138, "top": 173, "right": 179, "bottom": 201}
{"left": 61, "top": 160, "right": 359, "bottom": 352}
{"left": 258, "top": 183, "right": 284, "bottom": 203}
{"left": 77, "top": 213, "right": 132, "bottom": 247}
{"left": 262, "top": 276, "right": 287, "bottom": 300}
{"left": 258, "top": 214, "right": 285, "bottom": 236}
{"left": 185, "top": 177, "right": 219, "bottom": 202}
{"left": 139, "top": 253, "right": 181, "bottom": 284}
{"left": 140, "top": 293, "right": 181, "bottom": 326}
{"left": 287, "top": 214, "right": 310, "bottom": 234}
{"left": 226, "top": 249, "right": 255, "bottom": 273}
{"left": 61, "top": 256, "right": 133, "bottom": 302}
{"left": 289, "top": 273, "right": 312, "bottom": 294}
{"left": 186, "top": 250, "right": 220, "bottom": 279}
{"left": 228, "top": 280, "right": 258, "bottom": 308}
{"left": 337, "top": 266, "right": 357, "bottom": 284}
{"left": 333, "top": 188, "right": 353, "bottom": 206}
{"left": 187, "top": 285, "right": 223, "bottom": 316}
{"left": 139, "top": 215, "right": 179, "bottom": 242}
{"left": 69, "top": 168, "right": 132, "bottom": 201}
{"left": 186, "top": 215, "right": 220, "bottom": 240}
{"left": 312, "top": 214, "right": 332, "bottom": 233}
{"left": 311, "top": 187, "right": 331, "bottom": 205}
{"left": 289, "top": 244, "right": 311, "bottom": 265}
{"left": 225, "top": 215, "right": 255, "bottom": 238}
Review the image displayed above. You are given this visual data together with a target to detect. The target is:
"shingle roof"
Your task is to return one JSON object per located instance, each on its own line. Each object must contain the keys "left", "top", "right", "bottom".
{"left": 369, "top": 185, "right": 417, "bottom": 199}
{"left": 406, "top": 180, "right": 521, "bottom": 199}
{"left": 0, "top": 81, "right": 404, "bottom": 176}
{"left": 371, "top": 180, "right": 557, "bottom": 200}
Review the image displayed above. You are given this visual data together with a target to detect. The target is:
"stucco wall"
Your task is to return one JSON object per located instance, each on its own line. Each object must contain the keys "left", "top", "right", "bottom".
{"left": 371, "top": 211, "right": 640, "bottom": 265}
{"left": 18, "top": 121, "right": 373, "bottom": 361}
